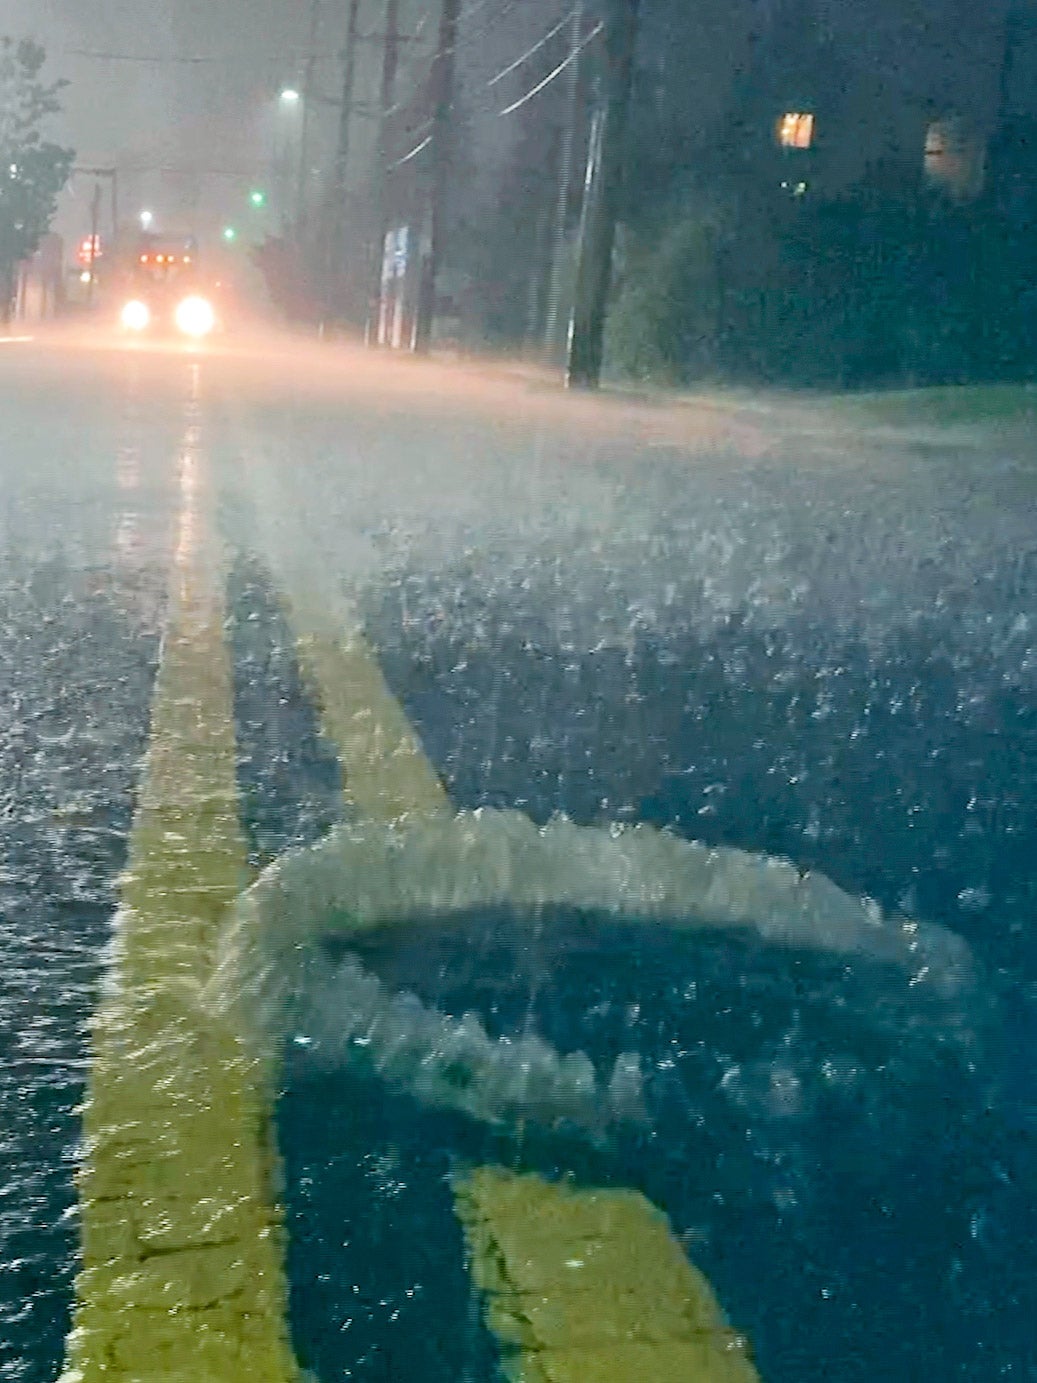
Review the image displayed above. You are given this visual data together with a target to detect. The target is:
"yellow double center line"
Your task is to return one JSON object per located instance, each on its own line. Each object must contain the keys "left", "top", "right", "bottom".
{"left": 66, "top": 369, "right": 759, "bottom": 1381}
{"left": 63, "top": 369, "right": 298, "bottom": 1382}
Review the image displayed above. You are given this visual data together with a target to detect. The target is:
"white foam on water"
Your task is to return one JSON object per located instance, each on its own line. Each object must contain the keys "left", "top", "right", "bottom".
{"left": 206, "top": 810, "right": 974, "bottom": 1134}
{"left": 292, "top": 955, "right": 637, "bottom": 1133}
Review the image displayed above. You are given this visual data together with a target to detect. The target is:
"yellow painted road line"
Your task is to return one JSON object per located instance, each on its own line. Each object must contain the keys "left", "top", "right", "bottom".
{"left": 296, "top": 622, "right": 449, "bottom": 822}
{"left": 274, "top": 573, "right": 759, "bottom": 1382}
{"left": 63, "top": 371, "right": 298, "bottom": 1383}
{"left": 457, "top": 1169, "right": 759, "bottom": 1383}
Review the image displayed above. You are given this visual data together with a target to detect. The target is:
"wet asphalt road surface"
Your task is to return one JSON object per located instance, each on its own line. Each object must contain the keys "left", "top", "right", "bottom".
{"left": 1, "top": 329, "right": 1036, "bottom": 1382}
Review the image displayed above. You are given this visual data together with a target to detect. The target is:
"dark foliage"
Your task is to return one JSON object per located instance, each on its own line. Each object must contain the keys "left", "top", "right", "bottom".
{"left": 469, "top": 0, "right": 1037, "bottom": 389}
{"left": 0, "top": 39, "right": 74, "bottom": 313}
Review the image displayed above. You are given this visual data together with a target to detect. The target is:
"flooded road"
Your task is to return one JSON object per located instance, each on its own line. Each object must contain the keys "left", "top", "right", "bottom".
{"left": 0, "top": 332, "right": 1034, "bottom": 1381}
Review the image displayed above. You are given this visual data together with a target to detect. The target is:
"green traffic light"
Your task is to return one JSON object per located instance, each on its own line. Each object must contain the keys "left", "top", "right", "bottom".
{"left": 249, "top": 190, "right": 266, "bottom": 208}
{"left": 222, "top": 226, "right": 237, "bottom": 243}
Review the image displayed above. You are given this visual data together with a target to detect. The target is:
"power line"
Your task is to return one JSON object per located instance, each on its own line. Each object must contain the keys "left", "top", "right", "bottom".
{"left": 498, "top": 21, "right": 602, "bottom": 117}
{"left": 487, "top": 8, "right": 578, "bottom": 88}
{"left": 375, "top": 0, "right": 523, "bottom": 133}
{"left": 114, "top": 164, "right": 270, "bottom": 179}
{"left": 60, "top": 48, "right": 337, "bottom": 65}
{"left": 64, "top": 50, "right": 216, "bottom": 63}
{"left": 383, "top": 0, "right": 582, "bottom": 170}
{"left": 389, "top": 132, "right": 433, "bottom": 169}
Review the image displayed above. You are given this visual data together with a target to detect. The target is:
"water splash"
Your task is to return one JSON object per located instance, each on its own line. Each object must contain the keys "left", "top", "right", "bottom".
{"left": 207, "top": 810, "right": 974, "bottom": 1136}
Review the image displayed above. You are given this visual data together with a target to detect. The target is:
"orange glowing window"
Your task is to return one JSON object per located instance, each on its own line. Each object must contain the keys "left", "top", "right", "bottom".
{"left": 925, "top": 124, "right": 947, "bottom": 161}
{"left": 777, "top": 112, "right": 815, "bottom": 149}
{"left": 924, "top": 118, "right": 986, "bottom": 200}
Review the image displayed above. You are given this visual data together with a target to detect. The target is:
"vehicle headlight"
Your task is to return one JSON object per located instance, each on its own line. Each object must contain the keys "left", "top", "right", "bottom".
{"left": 175, "top": 295, "right": 216, "bottom": 339}
{"left": 121, "top": 300, "right": 151, "bottom": 332}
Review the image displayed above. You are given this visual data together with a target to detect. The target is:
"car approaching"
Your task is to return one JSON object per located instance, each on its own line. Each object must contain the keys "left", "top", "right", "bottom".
{"left": 117, "top": 234, "right": 220, "bottom": 341}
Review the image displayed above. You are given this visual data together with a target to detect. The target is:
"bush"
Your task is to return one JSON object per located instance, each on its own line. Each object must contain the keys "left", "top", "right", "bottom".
{"left": 604, "top": 171, "right": 1037, "bottom": 391}
{"left": 605, "top": 200, "right": 726, "bottom": 384}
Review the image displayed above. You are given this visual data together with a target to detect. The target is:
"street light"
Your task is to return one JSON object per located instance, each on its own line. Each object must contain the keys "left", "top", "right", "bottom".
{"left": 276, "top": 88, "right": 305, "bottom": 237}
{"left": 250, "top": 189, "right": 267, "bottom": 209}
{"left": 139, "top": 209, "right": 154, "bottom": 230}
{"left": 222, "top": 226, "right": 238, "bottom": 243}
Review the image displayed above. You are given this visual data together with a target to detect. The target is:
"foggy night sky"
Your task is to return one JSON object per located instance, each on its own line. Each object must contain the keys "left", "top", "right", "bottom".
{"left": 0, "top": 0, "right": 328, "bottom": 238}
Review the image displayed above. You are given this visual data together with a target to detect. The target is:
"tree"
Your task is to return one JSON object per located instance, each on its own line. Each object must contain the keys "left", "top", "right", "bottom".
{"left": 0, "top": 38, "right": 73, "bottom": 319}
{"left": 605, "top": 186, "right": 731, "bottom": 383}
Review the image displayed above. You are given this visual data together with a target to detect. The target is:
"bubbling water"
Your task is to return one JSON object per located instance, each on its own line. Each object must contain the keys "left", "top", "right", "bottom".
{"left": 205, "top": 810, "right": 976, "bottom": 1139}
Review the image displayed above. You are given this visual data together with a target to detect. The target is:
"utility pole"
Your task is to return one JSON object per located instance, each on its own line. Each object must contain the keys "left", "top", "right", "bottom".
{"left": 379, "top": 0, "right": 401, "bottom": 115}
{"left": 325, "top": 0, "right": 363, "bottom": 315}
{"left": 367, "top": 0, "right": 400, "bottom": 342}
{"left": 87, "top": 182, "right": 102, "bottom": 308}
{"left": 544, "top": 0, "right": 585, "bottom": 361}
{"left": 413, "top": 0, "right": 462, "bottom": 353}
{"left": 296, "top": 0, "right": 323, "bottom": 241}
{"left": 75, "top": 166, "right": 119, "bottom": 244}
{"left": 566, "top": 0, "right": 641, "bottom": 390}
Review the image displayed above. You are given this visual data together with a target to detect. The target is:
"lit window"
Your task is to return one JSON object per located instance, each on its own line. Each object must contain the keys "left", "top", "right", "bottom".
{"left": 924, "top": 118, "right": 985, "bottom": 200}
{"left": 924, "top": 124, "right": 947, "bottom": 162}
{"left": 777, "top": 112, "right": 815, "bottom": 150}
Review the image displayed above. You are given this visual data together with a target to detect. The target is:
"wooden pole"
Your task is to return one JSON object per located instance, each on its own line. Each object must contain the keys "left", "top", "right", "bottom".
{"left": 566, "top": 0, "right": 640, "bottom": 390}
{"left": 413, "top": 0, "right": 462, "bottom": 353}
{"left": 326, "top": 0, "right": 362, "bottom": 315}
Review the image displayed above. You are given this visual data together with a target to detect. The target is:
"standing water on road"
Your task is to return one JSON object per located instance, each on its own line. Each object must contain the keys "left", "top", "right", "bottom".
{"left": 222, "top": 373, "right": 1036, "bottom": 1381}
{"left": 4, "top": 0, "right": 1037, "bottom": 1374}
{"left": 0, "top": 340, "right": 1035, "bottom": 1383}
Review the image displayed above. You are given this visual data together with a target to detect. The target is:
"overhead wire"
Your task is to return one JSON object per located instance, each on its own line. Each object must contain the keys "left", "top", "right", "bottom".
{"left": 378, "top": 0, "right": 520, "bottom": 169}
{"left": 486, "top": 7, "right": 578, "bottom": 88}
{"left": 389, "top": 133, "right": 434, "bottom": 168}
{"left": 60, "top": 48, "right": 340, "bottom": 65}
{"left": 383, "top": 0, "right": 598, "bottom": 171}
{"left": 63, "top": 50, "right": 227, "bottom": 64}
{"left": 497, "top": 20, "right": 602, "bottom": 117}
